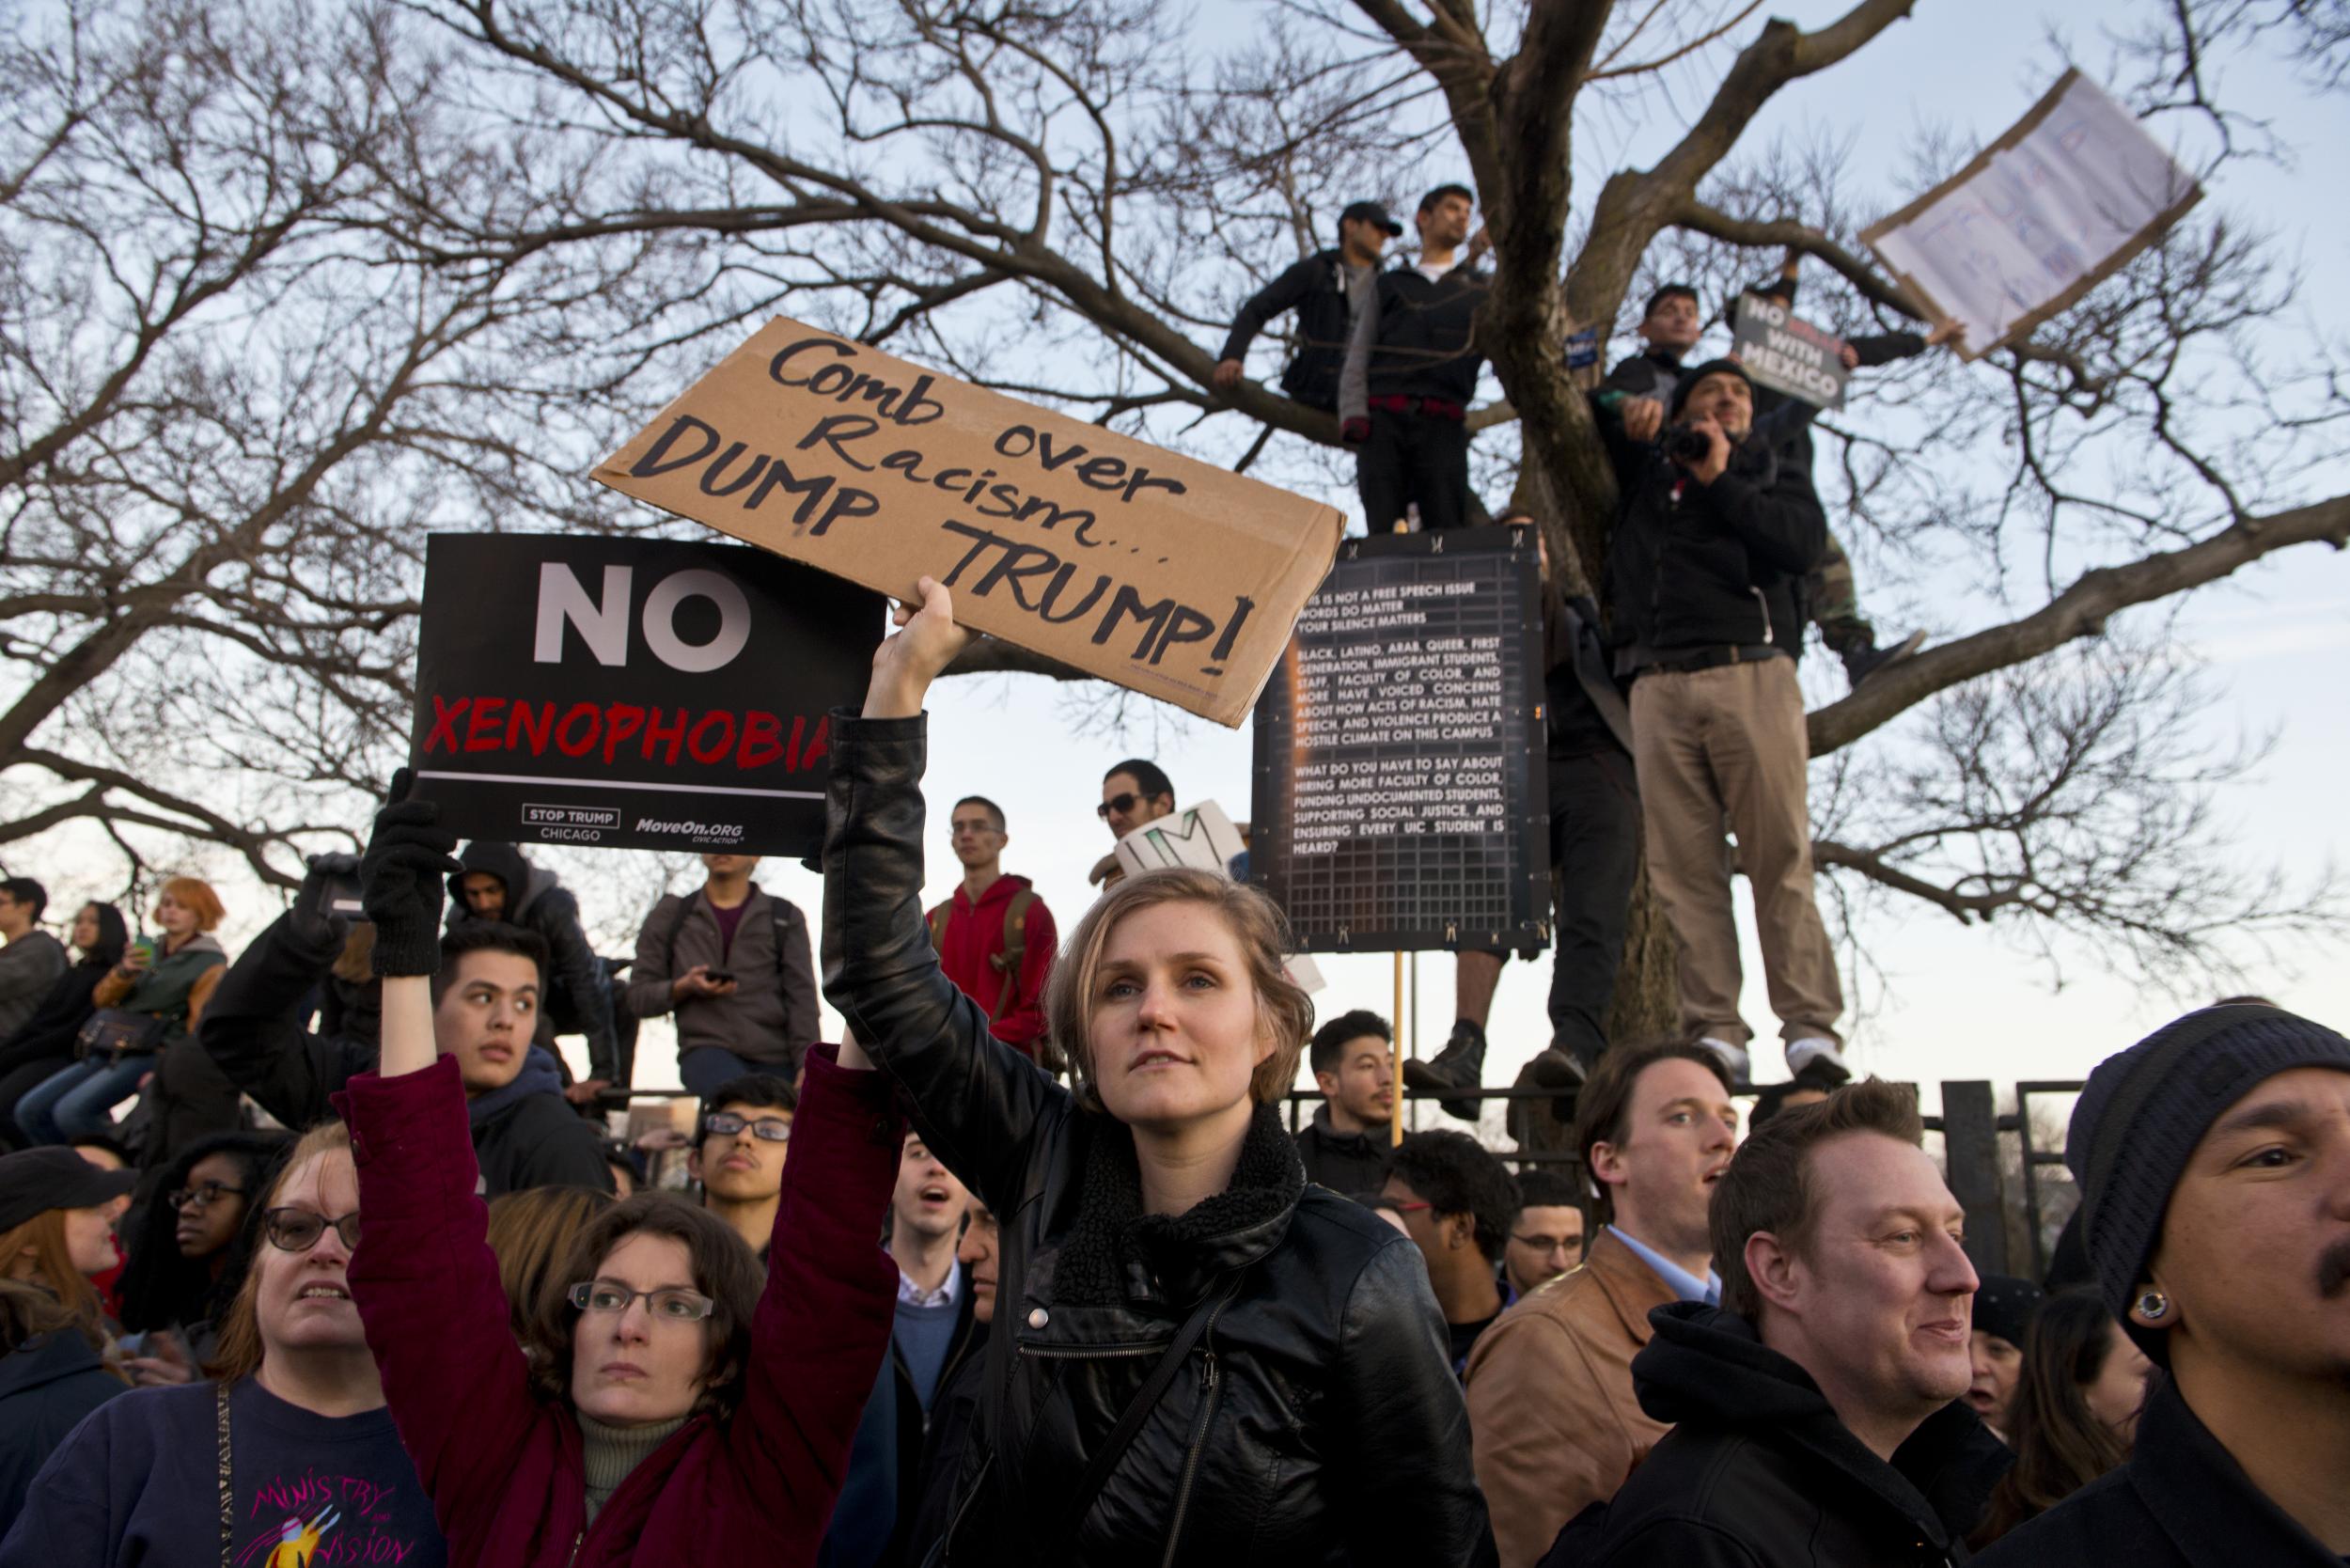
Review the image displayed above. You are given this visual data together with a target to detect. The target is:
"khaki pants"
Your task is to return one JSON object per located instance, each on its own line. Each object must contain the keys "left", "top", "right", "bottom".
{"left": 1629, "top": 657, "right": 1842, "bottom": 1050}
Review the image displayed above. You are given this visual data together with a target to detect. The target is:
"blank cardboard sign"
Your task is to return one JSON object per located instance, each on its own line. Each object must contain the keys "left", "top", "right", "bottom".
{"left": 591, "top": 319, "right": 1346, "bottom": 727}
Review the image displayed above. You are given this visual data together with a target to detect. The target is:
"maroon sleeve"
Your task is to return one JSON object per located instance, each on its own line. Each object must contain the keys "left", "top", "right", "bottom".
{"left": 987, "top": 898, "right": 1056, "bottom": 1051}
{"left": 337, "top": 1056, "right": 566, "bottom": 1552}
{"left": 726, "top": 1043, "right": 904, "bottom": 1560}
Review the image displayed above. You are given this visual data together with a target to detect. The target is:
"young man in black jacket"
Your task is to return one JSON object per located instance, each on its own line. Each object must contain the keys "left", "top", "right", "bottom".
{"left": 1551, "top": 1079, "right": 2008, "bottom": 1565}
{"left": 1601, "top": 359, "right": 1845, "bottom": 1093}
{"left": 446, "top": 840, "right": 622, "bottom": 1102}
{"left": 1294, "top": 1010, "right": 1395, "bottom": 1192}
{"left": 1213, "top": 200, "right": 1401, "bottom": 412}
{"left": 1977, "top": 1004, "right": 2350, "bottom": 1567}
{"left": 1339, "top": 183, "right": 1490, "bottom": 532}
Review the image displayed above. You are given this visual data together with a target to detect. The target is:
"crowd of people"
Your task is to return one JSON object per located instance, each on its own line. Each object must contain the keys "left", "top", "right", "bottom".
{"left": 0, "top": 188, "right": 2342, "bottom": 1567}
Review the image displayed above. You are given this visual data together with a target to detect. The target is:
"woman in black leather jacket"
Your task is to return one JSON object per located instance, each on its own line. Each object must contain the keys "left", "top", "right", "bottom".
{"left": 824, "top": 580, "right": 1495, "bottom": 1567}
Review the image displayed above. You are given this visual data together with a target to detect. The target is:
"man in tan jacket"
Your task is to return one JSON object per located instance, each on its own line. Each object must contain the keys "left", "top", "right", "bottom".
{"left": 1464, "top": 1040, "right": 1740, "bottom": 1566}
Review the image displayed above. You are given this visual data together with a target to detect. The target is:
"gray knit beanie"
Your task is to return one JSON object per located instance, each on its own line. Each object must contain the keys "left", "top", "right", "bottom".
{"left": 2066, "top": 1003, "right": 2350, "bottom": 1363}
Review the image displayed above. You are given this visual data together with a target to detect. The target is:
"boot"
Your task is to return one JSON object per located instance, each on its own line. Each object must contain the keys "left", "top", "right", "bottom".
{"left": 1528, "top": 1044, "right": 1590, "bottom": 1126}
{"left": 1841, "top": 629, "right": 1926, "bottom": 690}
{"left": 1403, "top": 1019, "right": 1487, "bottom": 1121}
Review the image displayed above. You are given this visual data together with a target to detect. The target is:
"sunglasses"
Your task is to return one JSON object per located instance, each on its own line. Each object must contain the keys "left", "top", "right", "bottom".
{"left": 167, "top": 1181, "right": 246, "bottom": 1211}
{"left": 702, "top": 1112, "right": 791, "bottom": 1144}
{"left": 1097, "top": 792, "right": 1162, "bottom": 819}
{"left": 262, "top": 1207, "right": 361, "bottom": 1253}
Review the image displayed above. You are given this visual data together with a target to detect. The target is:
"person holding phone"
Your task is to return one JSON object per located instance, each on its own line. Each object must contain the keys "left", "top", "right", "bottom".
{"left": 627, "top": 855, "right": 820, "bottom": 1098}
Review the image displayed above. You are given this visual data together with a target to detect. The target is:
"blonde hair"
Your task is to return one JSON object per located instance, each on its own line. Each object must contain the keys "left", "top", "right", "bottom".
{"left": 0, "top": 1210, "right": 102, "bottom": 1334}
{"left": 487, "top": 1184, "right": 617, "bottom": 1341}
{"left": 158, "top": 875, "right": 226, "bottom": 932}
{"left": 1042, "top": 868, "right": 1313, "bottom": 1114}
{"left": 207, "top": 1121, "right": 352, "bottom": 1381}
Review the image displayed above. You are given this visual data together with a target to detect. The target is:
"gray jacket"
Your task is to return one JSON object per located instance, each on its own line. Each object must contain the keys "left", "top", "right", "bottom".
{"left": 628, "top": 886, "right": 819, "bottom": 1071}
{"left": 0, "top": 932, "right": 68, "bottom": 1042}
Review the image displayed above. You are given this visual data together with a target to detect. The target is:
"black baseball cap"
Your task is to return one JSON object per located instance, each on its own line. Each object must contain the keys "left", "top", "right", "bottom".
{"left": 1340, "top": 200, "right": 1404, "bottom": 237}
{"left": 0, "top": 1146, "right": 137, "bottom": 1233}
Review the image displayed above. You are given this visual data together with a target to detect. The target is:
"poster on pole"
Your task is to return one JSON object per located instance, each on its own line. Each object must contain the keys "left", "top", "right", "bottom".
{"left": 1861, "top": 70, "right": 2202, "bottom": 361}
{"left": 1731, "top": 293, "right": 1851, "bottom": 409}
{"left": 1250, "top": 525, "right": 1549, "bottom": 953}
{"left": 407, "top": 534, "right": 884, "bottom": 856}
{"left": 591, "top": 318, "right": 1344, "bottom": 728}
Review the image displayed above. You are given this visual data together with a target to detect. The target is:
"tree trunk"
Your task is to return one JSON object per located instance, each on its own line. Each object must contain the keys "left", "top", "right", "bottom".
{"left": 1606, "top": 853, "right": 1682, "bottom": 1047}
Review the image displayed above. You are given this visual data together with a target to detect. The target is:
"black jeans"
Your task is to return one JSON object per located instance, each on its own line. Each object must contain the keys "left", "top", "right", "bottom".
{"left": 1355, "top": 408, "right": 1474, "bottom": 532}
{"left": 1543, "top": 748, "right": 1642, "bottom": 1063}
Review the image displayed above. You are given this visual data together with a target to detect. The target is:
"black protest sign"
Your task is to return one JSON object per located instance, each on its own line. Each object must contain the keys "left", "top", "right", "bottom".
{"left": 1731, "top": 293, "right": 1851, "bottom": 409}
{"left": 1250, "top": 526, "right": 1549, "bottom": 953}
{"left": 408, "top": 534, "right": 883, "bottom": 856}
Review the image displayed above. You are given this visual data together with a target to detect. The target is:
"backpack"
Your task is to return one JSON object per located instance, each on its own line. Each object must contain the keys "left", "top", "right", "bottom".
{"left": 644, "top": 888, "right": 801, "bottom": 994}
{"left": 927, "top": 887, "right": 1039, "bottom": 1026}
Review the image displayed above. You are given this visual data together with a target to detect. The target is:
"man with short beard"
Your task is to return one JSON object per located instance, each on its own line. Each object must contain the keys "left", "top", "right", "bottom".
{"left": 1554, "top": 1078, "right": 2010, "bottom": 1565}
{"left": 1978, "top": 1004, "right": 2350, "bottom": 1567}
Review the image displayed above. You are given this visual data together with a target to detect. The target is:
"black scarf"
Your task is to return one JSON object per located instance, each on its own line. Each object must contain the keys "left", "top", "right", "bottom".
{"left": 1053, "top": 1105, "right": 1304, "bottom": 1308}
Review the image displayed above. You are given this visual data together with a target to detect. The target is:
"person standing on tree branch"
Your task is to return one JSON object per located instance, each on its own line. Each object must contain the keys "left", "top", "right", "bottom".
{"left": 1338, "top": 184, "right": 1492, "bottom": 533}
{"left": 1213, "top": 201, "right": 1402, "bottom": 413}
{"left": 827, "top": 577, "right": 1494, "bottom": 1566}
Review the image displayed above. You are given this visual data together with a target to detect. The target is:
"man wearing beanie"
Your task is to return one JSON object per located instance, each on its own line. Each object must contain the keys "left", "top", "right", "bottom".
{"left": 1594, "top": 356, "right": 1846, "bottom": 1092}
{"left": 1978, "top": 1003, "right": 2350, "bottom": 1566}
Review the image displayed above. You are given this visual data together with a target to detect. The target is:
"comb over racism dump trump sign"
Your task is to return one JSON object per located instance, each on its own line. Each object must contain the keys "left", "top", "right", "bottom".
{"left": 591, "top": 319, "right": 1345, "bottom": 728}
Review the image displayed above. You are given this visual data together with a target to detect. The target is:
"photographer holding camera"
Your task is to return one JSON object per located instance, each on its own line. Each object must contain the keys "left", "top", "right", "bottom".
{"left": 1597, "top": 359, "right": 1848, "bottom": 1092}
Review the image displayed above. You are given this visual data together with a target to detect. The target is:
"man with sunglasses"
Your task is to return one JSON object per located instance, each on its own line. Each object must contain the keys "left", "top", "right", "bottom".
{"left": 1089, "top": 760, "right": 1177, "bottom": 891}
{"left": 686, "top": 1073, "right": 796, "bottom": 1259}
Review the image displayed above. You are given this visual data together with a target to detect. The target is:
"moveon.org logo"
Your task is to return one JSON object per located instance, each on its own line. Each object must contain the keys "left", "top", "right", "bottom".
{"left": 636, "top": 817, "right": 746, "bottom": 839}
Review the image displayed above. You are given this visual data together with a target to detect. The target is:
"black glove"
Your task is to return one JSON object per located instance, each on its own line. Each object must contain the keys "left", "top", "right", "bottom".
{"left": 360, "top": 769, "right": 461, "bottom": 978}
{"left": 290, "top": 852, "right": 361, "bottom": 949}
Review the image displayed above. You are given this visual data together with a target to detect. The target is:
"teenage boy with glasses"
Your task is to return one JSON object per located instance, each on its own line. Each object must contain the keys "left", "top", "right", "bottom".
{"left": 686, "top": 1074, "right": 795, "bottom": 1259}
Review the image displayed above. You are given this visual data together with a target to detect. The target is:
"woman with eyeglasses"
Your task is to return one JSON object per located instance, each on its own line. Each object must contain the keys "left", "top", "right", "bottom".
{"left": 0, "top": 1121, "right": 448, "bottom": 1566}
{"left": 115, "top": 1131, "right": 289, "bottom": 1384}
{"left": 825, "top": 584, "right": 1493, "bottom": 1567}
{"left": 324, "top": 773, "right": 904, "bottom": 1565}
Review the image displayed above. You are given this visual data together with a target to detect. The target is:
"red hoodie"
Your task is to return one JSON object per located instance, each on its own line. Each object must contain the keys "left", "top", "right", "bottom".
{"left": 926, "top": 873, "right": 1057, "bottom": 1058}
{"left": 337, "top": 1045, "right": 901, "bottom": 1568}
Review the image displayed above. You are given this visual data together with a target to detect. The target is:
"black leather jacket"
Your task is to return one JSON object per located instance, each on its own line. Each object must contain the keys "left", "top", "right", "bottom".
{"left": 821, "top": 713, "right": 1495, "bottom": 1568}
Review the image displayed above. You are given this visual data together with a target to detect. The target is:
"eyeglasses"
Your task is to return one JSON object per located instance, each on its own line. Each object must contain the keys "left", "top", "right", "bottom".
{"left": 1510, "top": 1232, "right": 1582, "bottom": 1257}
{"left": 1096, "top": 792, "right": 1141, "bottom": 819}
{"left": 567, "top": 1281, "right": 717, "bottom": 1321}
{"left": 262, "top": 1207, "right": 361, "bottom": 1252}
{"left": 168, "top": 1181, "right": 247, "bottom": 1210}
{"left": 1388, "top": 1200, "right": 1434, "bottom": 1215}
{"left": 702, "top": 1112, "right": 791, "bottom": 1144}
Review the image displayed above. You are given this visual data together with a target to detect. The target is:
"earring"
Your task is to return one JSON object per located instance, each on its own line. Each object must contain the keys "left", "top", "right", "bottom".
{"left": 2135, "top": 1290, "right": 2170, "bottom": 1321}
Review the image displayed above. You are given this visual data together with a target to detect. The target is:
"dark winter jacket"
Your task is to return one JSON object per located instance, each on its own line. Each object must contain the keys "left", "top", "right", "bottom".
{"left": 820, "top": 712, "right": 1496, "bottom": 1568}
{"left": 0, "top": 933, "right": 67, "bottom": 1044}
{"left": 447, "top": 843, "right": 620, "bottom": 1080}
{"left": 1599, "top": 349, "right": 1684, "bottom": 403}
{"left": 884, "top": 1268, "right": 982, "bottom": 1564}
{"left": 0, "top": 1329, "right": 126, "bottom": 1529}
{"left": 1217, "top": 248, "right": 1376, "bottom": 412}
{"left": 903, "top": 1336, "right": 989, "bottom": 1564}
{"left": 0, "top": 964, "right": 108, "bottom": 1080}
{"left": 1292, "top": 1105, "right": 1391, "bottom": 1195}
{"left": 337, "top": 1046, "right": 902, "bottom": 1568}
{"left": 1546, "top": 1303, "right": 2011, "bottom": 1567}
{"left": 468, "top": 1045, "right": 614, "bottom": 1196}
{"left": 1972, "top": 1378, "right": 2342, "bottom": 1568}
{"left": 1601, "top": 404, "right": 1827, "bottom": 665}
{"left": 1339, "top": 261, "right": 1493, "bottom": 421}
{"left": 1545, "top": 586, "right": 1635, "bottom": 760}
{"left": 198, "top": 909, "right": 382, "bottom": 1130}
{"left": 628, "top": 886, "right": 819, "bottom": 1073}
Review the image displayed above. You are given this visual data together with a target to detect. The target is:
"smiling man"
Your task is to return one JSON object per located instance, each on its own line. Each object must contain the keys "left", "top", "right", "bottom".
{"left": 1557, "top": 1078, "right": 2012, "bottom": 1566}
{"left": 1465, "top": 1040, "right": 1736, "bottom": 1566}
{"left": 1978, "top": 1005, "right": 2350, "bottom": 1567}
{"left": 431, "top": 924, "right": 611, "bottom": 1195}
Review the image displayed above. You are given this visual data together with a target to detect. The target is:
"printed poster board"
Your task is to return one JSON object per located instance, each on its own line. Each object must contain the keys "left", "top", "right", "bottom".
{"left": 1250, "top": 525, "right": 1549, "bottom": 953}
{"left": 407, "top": 534, "right": 883, "bottom": 856}
{"left": 1731, "top": 294, "right": 1851, "bottom": 409}
{"left": 592, "top": 318, "right": 1345, "bottom": 728}
{"left": 1862, "top": 71, "right": 2202, "bottom": 360}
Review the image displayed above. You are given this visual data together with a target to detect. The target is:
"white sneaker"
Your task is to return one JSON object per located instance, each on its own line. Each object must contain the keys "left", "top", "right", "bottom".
{"left": 1785, "top": 1037, "right": 1849, "bottom": 1081}
{"left": 1700, "top": 1037, "right": 1752, "bottom": 1086}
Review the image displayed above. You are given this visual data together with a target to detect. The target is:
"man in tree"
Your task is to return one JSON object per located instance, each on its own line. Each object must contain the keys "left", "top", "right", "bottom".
{"left": 1600, "top": 283, "right": 1704, "bottom": 411}
{"left": 627, "top": 853, "right": 821, "bottom": 1097}
{"left": 1294, "top": 1009, "right": 1396, "bottom": 1193}
{"left": 928, "top": 796, "right": 1057, "bottom": 1066}
{"left": 1213, "top": 201, "right": 1401, "bottom": 412}
{"left": 1601, "top": 359, "right": 1848, "bottom": 1090}
{"left": 1339, "top": 183, "right": 1490, "bottom": 532}
{"left": 446, "top": 841, "right": 621, "bottom": 1102}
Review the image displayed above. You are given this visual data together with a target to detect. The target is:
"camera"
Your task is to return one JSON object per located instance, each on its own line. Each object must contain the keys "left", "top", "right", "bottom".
{"left": 1664, "top": 424, "right": 1716, "bottom": 464}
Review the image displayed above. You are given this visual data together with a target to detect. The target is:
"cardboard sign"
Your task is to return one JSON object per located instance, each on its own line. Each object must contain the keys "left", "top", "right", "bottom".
{"left": 1862, "top": 71, "right": 2202, "bottom": 360}
{"left": 407, "top": 534, "right": 883, "bottom": 855}
{"left": 1250, "top": 525, "right": 1550, "bottom": 953}
{"left": 1113, "top": 801, "right": 1247, "bottom": 881}
{"left": 1731, "top": 294, "right": 1850, "bottom": 409}
{"left": 591, "top": 319, "right": 1344, "bottom": 728}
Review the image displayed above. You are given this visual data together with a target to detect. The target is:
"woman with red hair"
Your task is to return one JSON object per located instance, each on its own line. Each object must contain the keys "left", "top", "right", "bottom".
{"left": 18, "top": 878, "right": 229, "bottom": 1149}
